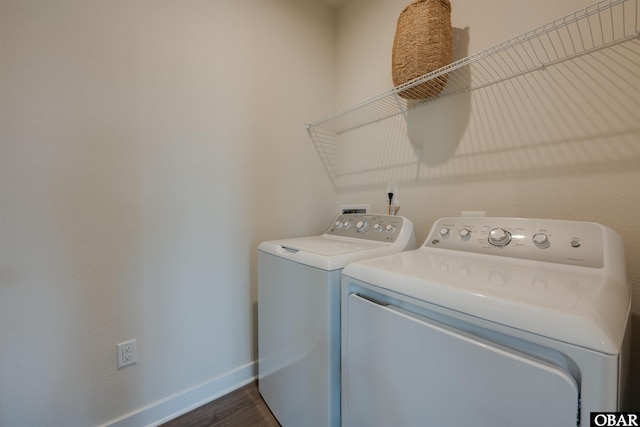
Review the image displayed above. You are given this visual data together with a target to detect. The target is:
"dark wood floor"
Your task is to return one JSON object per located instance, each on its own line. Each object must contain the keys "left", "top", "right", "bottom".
{"left": 160, "top": 381, "right": 280, "bottom": 427}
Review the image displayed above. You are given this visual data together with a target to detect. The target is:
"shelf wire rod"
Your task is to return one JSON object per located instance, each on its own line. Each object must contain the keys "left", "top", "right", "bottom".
{"left": 619, "top": 0, "right": 625, "bottom": 39}
{"left": 308, "top": 127, "right": 339, "bottom": 182}
{"left": 597, "top": 4, "right": 606, "bottom": 47}
{"left": 555, "top": 22, "right": 571, "bottom": 58}
{"left": 544, "top": 27, "right": 561, "bottom": 62}
{"left": 586, "top": 6, "right": 597, "bottom": 48}
{"left": 524, "top": 32, "right": 546, "bottom": 68}
{"left": 486, "top": 54, "right": 507, "bottom": 83}
{"left": 567, "top": 6, "right": 586, "bottom": 53}
{"left": 500, "top": 48, "right": 520, "bottom": 76}
{"left": 469, "top": 56, "right": 489, "bottom": 86}
{"left": 610, "top": 1, "right": 617, "bottom": 39}
{"left": 502, "top": 43, "right": 525, "bottom": 76}
{"left": 578, "top": 12, "right": 592, "bottom": 49}
{"left": 563, "top": 20, "right": 579, "bottom": 56}
{"left": 487, "top": 51, "right": 508, "bottom": 81}
{"left": 517, "top": 38, "right": 537, "bottom": 70}
{"left": 625, "top": 0, "right": 640, "bottom": 35}
{"left": 534, "top": 26, "right": 554, "bottom": 63}
{"left": 627, "top": 0, "right": 635, "bottom": 38}
{"left": 474, "top": 55, "right": 505, "bottom": 88}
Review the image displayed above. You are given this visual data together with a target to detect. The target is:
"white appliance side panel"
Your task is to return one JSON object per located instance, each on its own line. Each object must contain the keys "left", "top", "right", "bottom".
{"left": 258, "top": 251, "right": 340, "bottom": 427}
{"left": 343, "top": 294, "right": 580, "bottom": 427}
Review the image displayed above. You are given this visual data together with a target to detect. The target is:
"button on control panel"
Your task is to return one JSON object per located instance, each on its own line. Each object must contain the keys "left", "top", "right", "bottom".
{"left": 327, "top": 214, "right": 407, "bottom": 243}
{"left": 424, "top": 217, "right": 605, "bottom": 268}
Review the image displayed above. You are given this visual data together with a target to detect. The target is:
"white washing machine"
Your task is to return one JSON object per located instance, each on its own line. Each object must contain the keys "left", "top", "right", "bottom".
{"left": 341, "top": 217, "right": 631, "bottom": 427}
{"left": 258, "top": 213, "right": 416, "bottom": 427}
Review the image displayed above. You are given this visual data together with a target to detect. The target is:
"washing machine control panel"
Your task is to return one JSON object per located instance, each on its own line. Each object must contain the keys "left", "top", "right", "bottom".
{"left": 425, "top": 217, "right": 608, "bottom": 268}
{"left": 327, "top": 214, "right": 407, "bottom": 243}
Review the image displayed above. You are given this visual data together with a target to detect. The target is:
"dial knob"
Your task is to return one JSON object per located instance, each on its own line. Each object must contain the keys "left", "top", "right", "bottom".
{"left": 532, "top": 233, "right": 550, "bottom": 249}
{"left": 488, "top": 228, "right": 511, "bottom": 247}
{"left": 439, "top": 227, "right": 451, "bottom": 237}
{"left": 385, "top": 224, "right": 396, "bottom": 233}
{"left": 335, "top": 221, "right": 343, "bottom": 229}
{"left": 343, "top": 222, "right": 352, "bottom": 230}
{"left": 458, "top": 228, "right": 471, "bottom": 239}
{"left": 373, "top": 223, "right": 382, "bottom": 232}
{"left": 356, "top": 220, "right": 369, "bottom": 232}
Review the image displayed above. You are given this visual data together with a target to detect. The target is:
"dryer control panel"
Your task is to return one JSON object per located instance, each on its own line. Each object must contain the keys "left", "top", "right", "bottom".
{"left": 326, "top": 214, "right": 410, "bottom": 243}
{"left": 423, "top": 217, "right": 619, "bottom": 268}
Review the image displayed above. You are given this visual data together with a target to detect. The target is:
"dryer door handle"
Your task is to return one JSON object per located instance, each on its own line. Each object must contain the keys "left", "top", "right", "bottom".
{"left": 355, "top": 293, "right": 389, "bottom": 307}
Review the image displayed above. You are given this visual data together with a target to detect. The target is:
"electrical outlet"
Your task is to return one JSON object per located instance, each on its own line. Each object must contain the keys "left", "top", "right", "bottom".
{"left": 386, "top": 182, "right": 400, "bottom": 215}
{"left": 386, "top": 181, "right": 399, "bottom": 205}
{"left": 117, "top": 339, "right": 137, "bottom": 369}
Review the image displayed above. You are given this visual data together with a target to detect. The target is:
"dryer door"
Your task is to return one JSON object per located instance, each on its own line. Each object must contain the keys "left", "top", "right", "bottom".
{"left": 343, "top": 294, "right": 580, "bottom": 427}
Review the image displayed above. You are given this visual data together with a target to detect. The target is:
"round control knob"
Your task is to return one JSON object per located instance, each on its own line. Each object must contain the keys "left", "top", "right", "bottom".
{"left": 373, "top": 223, "right": 382, "bottom": 232}
{"left": 439, "top": 227, "right": 451, "bottom": 237}
{"left": 356, "top": 220, "right": 369, "bottom": 232}
{"left": 488, "top": 228, "right": 511, "bottom": 247}
{"left": 458, "top": 228, "right": 471, "bottom": 239}
{"left": 532, "top": 233, "right": 550, "bottom": 249}
{"left": 335, "top": 221, "right": 343, "bottom": 229}
{"left": 343, "top": 222, "right": 352, "bottom": 230}
{"left": 385, "top": 224, "right": 396, "bottom": 233}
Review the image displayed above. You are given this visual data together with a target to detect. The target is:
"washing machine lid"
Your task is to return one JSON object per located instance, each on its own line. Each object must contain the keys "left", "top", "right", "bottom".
{"left": 258, "top": 214, "right": 416, "bottom": 271}
{"left": 342, "top": 248, "right": 630, "bottom": 354}
{"left": 259, "top": 236, "right": 393, "bottom": 271}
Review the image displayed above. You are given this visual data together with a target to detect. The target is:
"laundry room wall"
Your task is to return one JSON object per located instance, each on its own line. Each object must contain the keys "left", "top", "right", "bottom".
{"left": 0, "top": 1, "right": 335, "bottom": 426}
{"left": 333, "top": 0, "right": 640, "bottom": 407}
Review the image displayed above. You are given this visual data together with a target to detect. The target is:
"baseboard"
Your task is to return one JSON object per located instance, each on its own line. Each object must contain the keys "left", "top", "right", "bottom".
{"left": 100, "top": 361, "right": 257, "bottom": 427}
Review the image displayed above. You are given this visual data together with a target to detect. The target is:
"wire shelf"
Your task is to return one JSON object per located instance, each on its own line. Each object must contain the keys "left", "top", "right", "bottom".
{"left": 306, "top": 0, "right": 640, "bottom": 188}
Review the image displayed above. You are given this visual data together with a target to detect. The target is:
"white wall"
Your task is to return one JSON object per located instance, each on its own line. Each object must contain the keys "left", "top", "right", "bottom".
{"left": 0, "top": 1, "right": 335, "bottom": 426}
{"left": 334, "top": 0, "right": 640, "bottom": 407}
{"left": 2, "top": 0, "right": 638, "bottom": 425}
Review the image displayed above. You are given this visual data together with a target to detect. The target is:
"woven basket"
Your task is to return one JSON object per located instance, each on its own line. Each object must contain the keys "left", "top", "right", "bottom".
{"left": 392, "top": 0, "right": 453, "bottom": 99}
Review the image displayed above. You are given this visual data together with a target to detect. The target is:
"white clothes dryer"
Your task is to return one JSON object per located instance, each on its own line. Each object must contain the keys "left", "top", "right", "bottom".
{"left": 258, "top": 213, "right": 415, "bottom": 427}
{"left": 341, "top": 217, "right": 631, "bottom": 427}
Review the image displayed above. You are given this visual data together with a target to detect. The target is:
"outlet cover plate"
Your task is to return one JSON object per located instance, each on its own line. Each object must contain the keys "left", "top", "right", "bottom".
{"left": 117, "top": 339, "right": 137, "bottom": 369}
